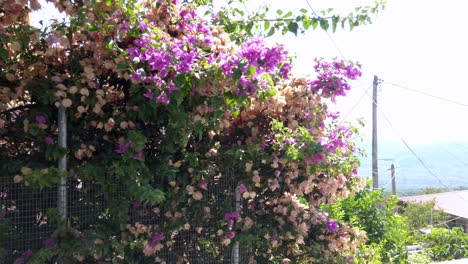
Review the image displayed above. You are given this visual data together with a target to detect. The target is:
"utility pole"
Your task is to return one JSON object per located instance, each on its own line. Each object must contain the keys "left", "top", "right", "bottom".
{"left": 372, "top": 75, "right": 379, "bottom": 190}
{"left": 391, "top": 163, "right": 396, "bottom": 195}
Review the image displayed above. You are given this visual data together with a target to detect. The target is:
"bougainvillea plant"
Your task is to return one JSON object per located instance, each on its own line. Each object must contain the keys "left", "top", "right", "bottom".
{"left": 0, "top": 0, "right": 372, "bottom": 263}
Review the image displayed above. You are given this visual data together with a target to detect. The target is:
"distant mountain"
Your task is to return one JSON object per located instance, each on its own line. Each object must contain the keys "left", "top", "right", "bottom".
{"left": 356, "top": 140, "right": 468, "bottom": 195}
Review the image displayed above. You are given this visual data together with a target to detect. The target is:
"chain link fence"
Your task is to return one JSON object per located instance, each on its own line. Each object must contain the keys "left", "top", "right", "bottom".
{"left": 0, "top": 170, "right": 252, "bottom": 263}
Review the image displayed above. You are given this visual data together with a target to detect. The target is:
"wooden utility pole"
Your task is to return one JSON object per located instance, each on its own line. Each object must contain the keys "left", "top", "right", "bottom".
{"left": 372, "top": 75, "right": 379, "bottom": 190}
{"left": 391, "top": 163, "right": 396, "bottom": 195}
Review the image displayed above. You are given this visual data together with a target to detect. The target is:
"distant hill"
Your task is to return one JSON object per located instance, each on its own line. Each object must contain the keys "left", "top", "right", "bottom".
{"left": 356, "top": 140, "right": 468, "bottom": 195}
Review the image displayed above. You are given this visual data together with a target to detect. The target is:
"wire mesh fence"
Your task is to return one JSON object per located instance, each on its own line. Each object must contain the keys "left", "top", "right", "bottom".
{"left": 0, "top": 169, "right": 250, "bottom": 263}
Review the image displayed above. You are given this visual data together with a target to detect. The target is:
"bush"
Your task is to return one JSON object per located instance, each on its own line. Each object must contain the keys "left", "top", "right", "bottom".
{"left": 323, "top": 184, "right": 409, "bottom": 263}
{"left": 421, "top": 227, "right": 468, "bottom": 261}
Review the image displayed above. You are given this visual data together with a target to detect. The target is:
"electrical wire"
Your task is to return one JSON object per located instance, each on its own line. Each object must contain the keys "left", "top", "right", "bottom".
{"left": 339, "top": 85, "right": 372, "bottom": 123}
{"left": 304, "top": 0, "right": 347, "bottom": 60}
{"left": 383, "top": 81, "right": 468, "bottom": 108}
{"left": 360, "top": 83, "right": 467, "bottom": 201}
{"left": 407, "top": 216, "right": 464, "bottom": 234}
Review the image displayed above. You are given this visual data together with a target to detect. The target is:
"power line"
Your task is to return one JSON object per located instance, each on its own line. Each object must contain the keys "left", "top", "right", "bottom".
{"left": 439, "top": 145, "right": 468, "bottom": 167}
{"left": 407, "top": 216, "right": 464, "bottom": 234}
{"left": 383, "top": 81, "right": 468, "bottom": 108}
{"left": 360, "top": 84, "right": 466, "bottom": 201}
{"left": 304, "top": 0, "right": 347, "bottom": 60}
{"left": 339, "top": 85, "right": 372, "bottom": 123}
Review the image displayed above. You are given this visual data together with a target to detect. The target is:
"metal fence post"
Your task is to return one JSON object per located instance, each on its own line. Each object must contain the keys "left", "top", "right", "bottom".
{"left": 232, "top": 186, "right": 240, "bottom": 264}
{"left": 57, "top": 105, "right": 67, "bottom": 220}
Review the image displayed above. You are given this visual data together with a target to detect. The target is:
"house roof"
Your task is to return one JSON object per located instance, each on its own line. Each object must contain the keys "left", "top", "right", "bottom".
{"left": 433, "top": 258, "right": 468, "bottom": 263}
{"left": 400, "top": 190, "right": 468, "bottom": 219}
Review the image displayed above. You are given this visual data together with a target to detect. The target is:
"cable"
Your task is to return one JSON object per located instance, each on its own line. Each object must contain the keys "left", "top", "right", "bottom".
{"left": 304, "top": 0, "right": 347, "bottom": 60}
{"left": 241, "top": 1, "right": 251, "bottom": 17}
{"left": 360, "top": 83, "right": 467, "bottom": 201}
{"left": 339, "top": 85, "right": 372, "bottom": 123}
{"left": 439, "top": 145, "right": 468, "bottom": 167}
{"left": 407, "top": 216, "right": 464, "bottom": 234}
{"left": 383, "top": 81, "right": 468, "bottom": 108}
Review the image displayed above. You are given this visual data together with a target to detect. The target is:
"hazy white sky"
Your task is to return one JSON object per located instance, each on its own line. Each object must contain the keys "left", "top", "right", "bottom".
{"left": 32, "top": 0, "right": 468, "bottom": 145}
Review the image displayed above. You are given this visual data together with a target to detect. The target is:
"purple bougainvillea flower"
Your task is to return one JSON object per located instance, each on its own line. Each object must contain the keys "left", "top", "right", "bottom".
{"left": 224, "top": 211, "right": 240, "bottom": 227}
{"left": 147, "top": 232, "right": 165, "bottom": 248}
{"left": 45, "top": 136, "right": 54, "bottom": 145}
{"left": 237, "top": 184, "right": 247, "bottom": 194}
{"left": 131, "top": 200, "right": 142, "bottom": 208}
{"left": 225, "top": 231, "right": 235, "bottom": 239}
{"left": 23, "top": 249, "right": 34, "bottom": 258}
{"left": 270, "top": 235, "right": 277, "bottom": 241}
{"left": 156, "top": 91, "right": 169, "bottom": 105}
{"left": 198, "top": 179, "right": 208, "bottom": 190}
{"left": 143, "top": 89, "right": 154, "bottom": 99}
{"left": 116, "top": 143, "right": 128, "bottom": 155}
{"left": 120, "top": 20, "right": 130, "bottom": 31}
{"left": 35, "top": 115, "right": 46, "bottom": 124}
{"left": 152, "top": 233, "right": 164, "bottom": 241}
{"left": 326, "top": 219, "right": 339, "bottom": 232}
{"left": 132, "top": 150, "right": 143, "bottom": 161}
{"left": 43, "top": 237, "right": 55, "bottom": 248}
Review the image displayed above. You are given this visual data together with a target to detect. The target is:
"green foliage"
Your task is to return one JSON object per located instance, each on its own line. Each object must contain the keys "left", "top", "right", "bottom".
{"left": 407, "top": 250, "right": 432, "bottom": 264}
{"left": 202, "top": 0, "right": 386, "bottom": 42}
{"left": 323, "top": 184, "right": 409, "bottom": 263}
{"left": 400, "top": 200, "right": 449, "bottom": 231}
{"left": 420, "top": 227, "right": 468, "bottom": 261}
{"left": 422, "top": 187, "right": 448, "bottom": 194}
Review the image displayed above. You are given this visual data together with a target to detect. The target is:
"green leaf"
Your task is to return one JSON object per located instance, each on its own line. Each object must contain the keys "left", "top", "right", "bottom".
{"left": 0, "top": 46, "right": 8, "bottom": 63}
{"left": 319, "top": 19, "right": 329, "bottom": 31}
{"left": 264, "top": 20, "right": 270, "bottom": 31}
{"left": 287, "top": 22, "right": 299, "bottom": 35}
{"left": 266, "top": 27, "right": 275, "bottom": 37}
{"left": 311, "top": 18, "right": 319, "bottom": 30}
{"left": 105, "top": 0, "right": 112, "bottom": 6}
{"left": 283, "top": 11, "right": 293, "bottom": 18}
{"left": 276, "top": 9, "right": 283, "bottom": 16}
{"left": 332, "top": 16, "right": 340, "bottom": 33}
{"left": 300, "top": 8, "right": 308, "bottom": 14}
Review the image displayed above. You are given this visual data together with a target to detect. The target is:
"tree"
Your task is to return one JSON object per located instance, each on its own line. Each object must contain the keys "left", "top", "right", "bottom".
{"left": 400, "top": 200, "right": 449, "bottom": 231}
{"left": 0, "top": 0, "right": 383, "bottom": 263}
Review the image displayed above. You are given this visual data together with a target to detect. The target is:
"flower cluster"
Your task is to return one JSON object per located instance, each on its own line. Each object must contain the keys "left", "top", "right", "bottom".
{"left": 308, "top": 59, "right": 362, "bottom": 102}
{"left": 220, "top": 38, "right": 291, "bottom": 95}
{"left": 116, "top": 140, "right": 143, "bottom": 161}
